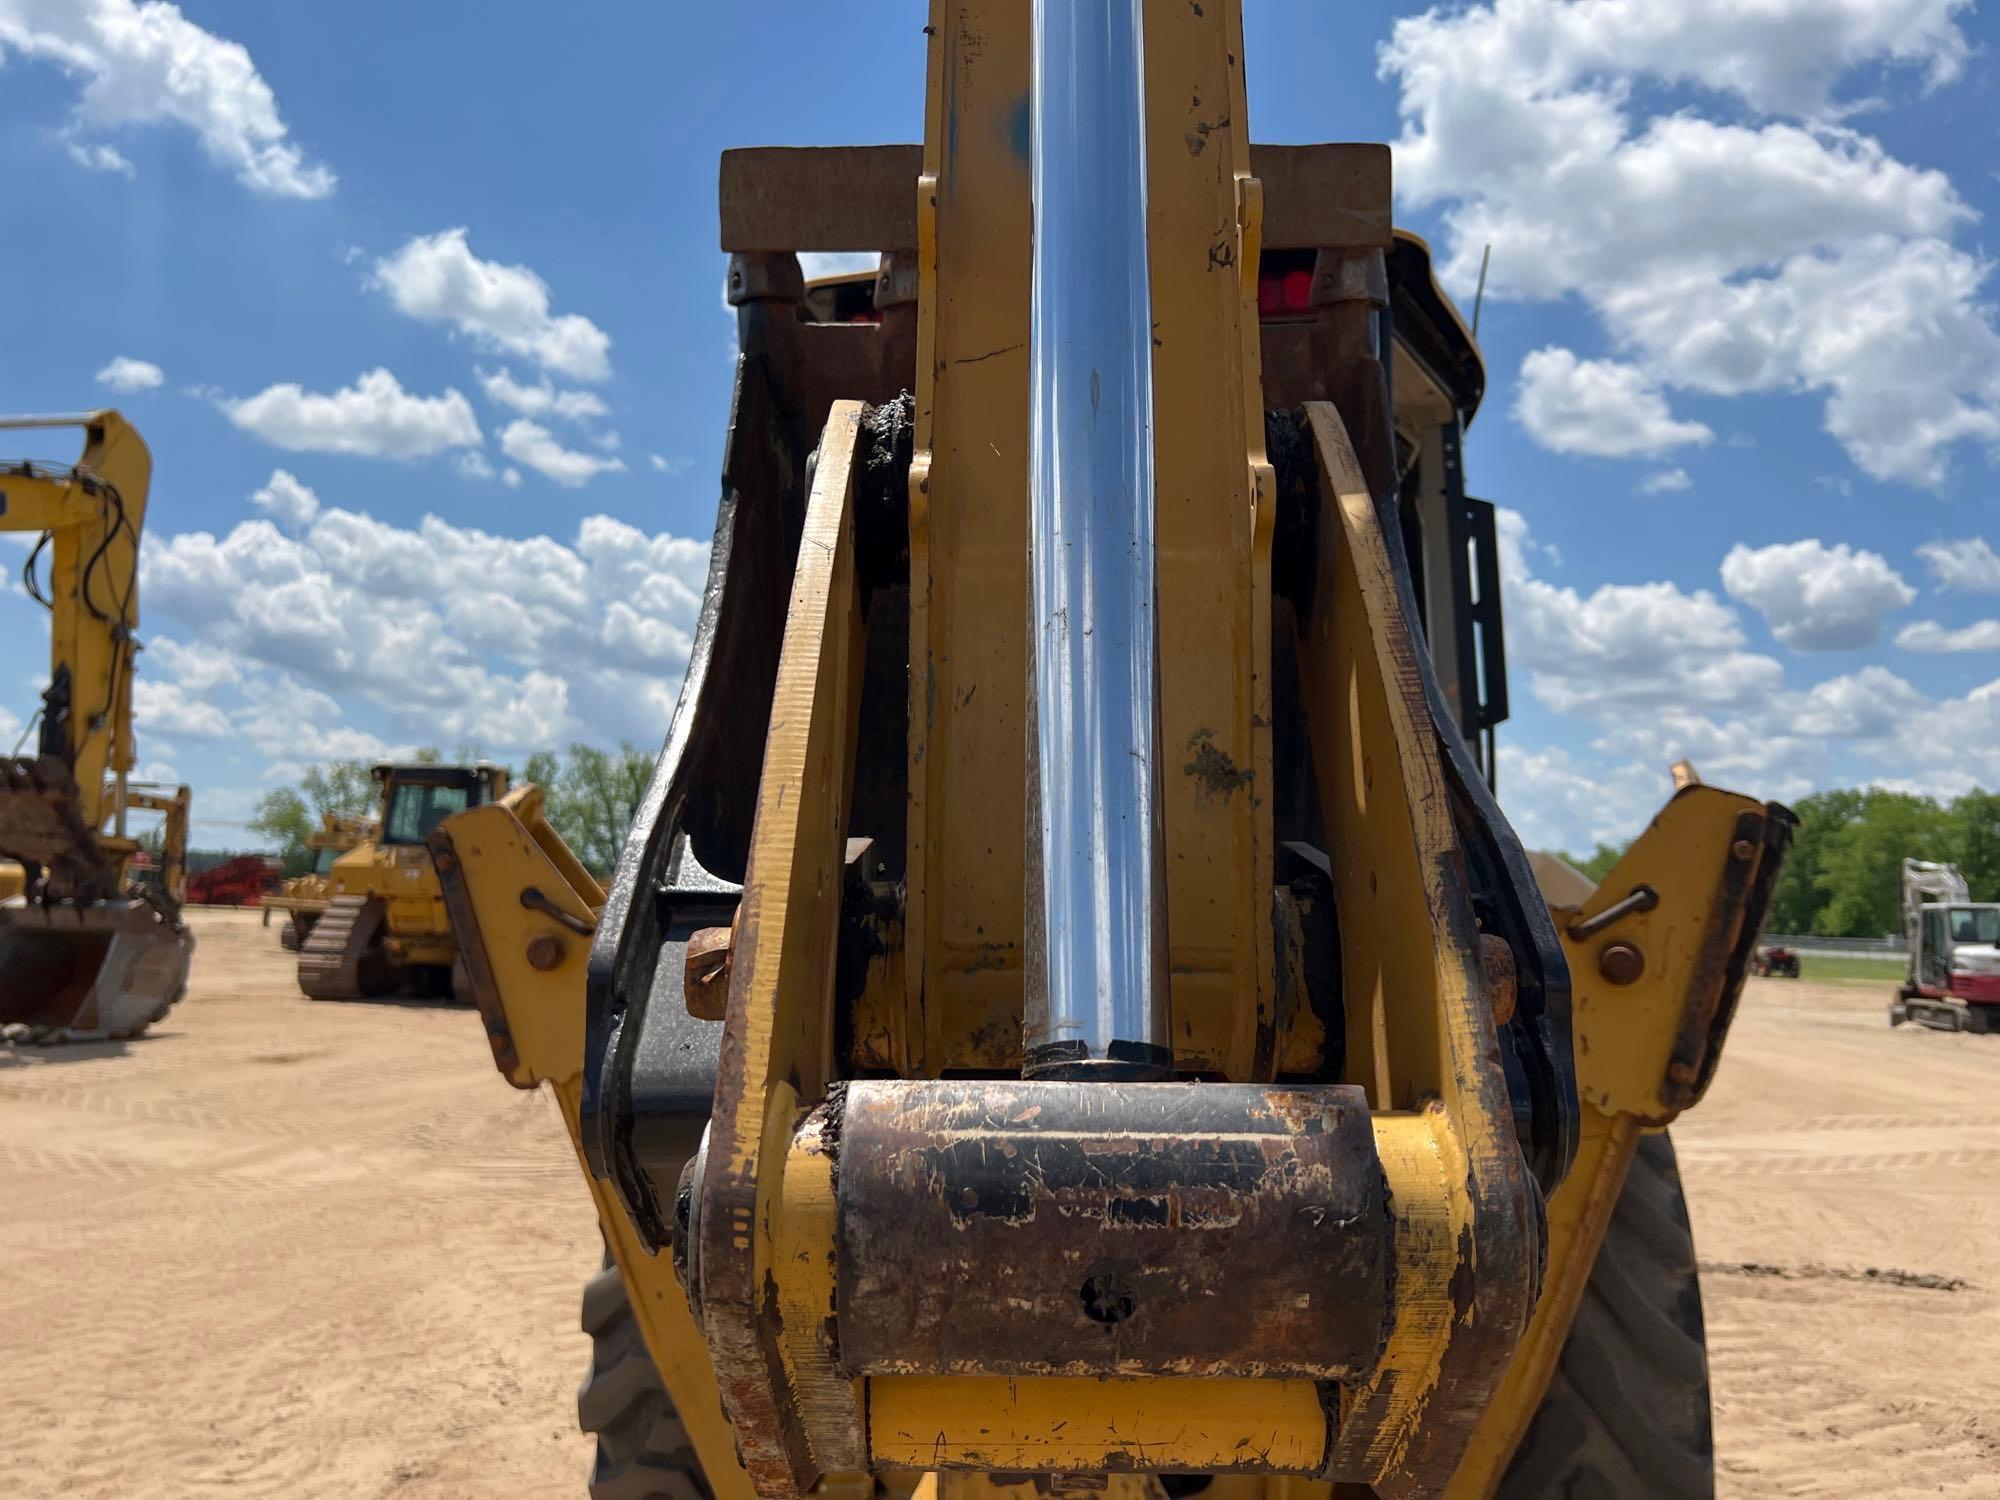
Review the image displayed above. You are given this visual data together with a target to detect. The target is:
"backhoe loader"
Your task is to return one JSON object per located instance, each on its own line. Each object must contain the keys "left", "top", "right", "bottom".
{"left": 296, "top": 761, "right": 504, "bottom": 1000}
{"left": 1, "top": 412, "right": 195, "bottom": 1043}
{"left": 430, "top": 5, "right": 1791, "bottom": 1496}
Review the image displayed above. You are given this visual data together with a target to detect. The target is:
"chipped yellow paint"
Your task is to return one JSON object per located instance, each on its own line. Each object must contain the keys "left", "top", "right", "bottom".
{"left": 869, "top": 1376, "right": 1329, "bottom": 1474}
{"left": 695, "top": 399, "right": 871, "bottom": 1497}
{"left": 904, "top": 0, "right": 1284, "bottom": 1080}
{"left": 1294, "top": 404, "right": 1535, "bottom": 1486}
{"left": 428, "top": 790, "right": 754, "bottom": 1500}
{"left": 1446, "top": 784, "right": 1786, "bottom": 1496}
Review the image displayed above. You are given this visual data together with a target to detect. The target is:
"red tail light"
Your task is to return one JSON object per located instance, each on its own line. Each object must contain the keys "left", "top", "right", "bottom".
{"left": 1257, "top": 267, "right": 1314, "bottom": 317}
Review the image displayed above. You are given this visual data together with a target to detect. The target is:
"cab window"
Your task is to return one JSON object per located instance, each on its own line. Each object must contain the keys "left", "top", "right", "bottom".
{"left": 1950, "top": 907, "right": 1999, "bottom": 945}
{"left": 383, "top": 782, "right": 472, "bottom": 845}
{"left": 312, "top": 846, "right": 339, "bottom": 876}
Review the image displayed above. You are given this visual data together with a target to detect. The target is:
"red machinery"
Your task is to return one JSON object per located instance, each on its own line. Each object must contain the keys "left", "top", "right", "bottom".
{"left": 186, "top": 855, "right": 283, "bottom": 907}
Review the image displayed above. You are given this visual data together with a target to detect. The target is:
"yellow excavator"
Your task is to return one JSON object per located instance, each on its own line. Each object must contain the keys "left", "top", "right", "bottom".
{"left": 1, "top": 412, "right": 195, "bottom": 1043}
{"left": 264, "top": 809, "right": 377, "bottom": 951}
{"left": 296, "top": 761, "right": 504, "bottom": 1000}
{"left": 430, "top": 6, "right": 1791, "bottom": 1496}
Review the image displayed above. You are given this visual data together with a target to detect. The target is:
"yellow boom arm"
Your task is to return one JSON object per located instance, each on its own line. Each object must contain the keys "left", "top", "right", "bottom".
{"left": 1, "top": 411, "right": 153, "bottom": 846}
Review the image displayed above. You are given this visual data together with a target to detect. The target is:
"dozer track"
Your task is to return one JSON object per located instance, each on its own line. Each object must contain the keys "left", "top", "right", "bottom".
{"left": 298, "top": 894, "right": 389, "bottom": 1000}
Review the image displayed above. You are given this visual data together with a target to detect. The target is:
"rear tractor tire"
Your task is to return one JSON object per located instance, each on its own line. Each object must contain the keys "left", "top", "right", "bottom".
{"left": 1497, "top": 1131, "right": 1714, "bottom": 1500}
{"left": 580, "top": 1256, "right": 712, "bottom": 1500}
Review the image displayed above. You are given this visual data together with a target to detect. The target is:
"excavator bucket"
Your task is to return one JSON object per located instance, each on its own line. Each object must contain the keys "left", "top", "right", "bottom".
{"left": 0, "top": 899, "right": 193, "bottom": 1042}
{"left": 0, "top": 757, "right": 192, "bottom": 1044}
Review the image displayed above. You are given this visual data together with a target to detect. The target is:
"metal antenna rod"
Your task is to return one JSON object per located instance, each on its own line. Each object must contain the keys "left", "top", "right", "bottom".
{"left": 1022, "top": 0, "right": 1171, "bottom": 1078}
{"left": 1472, "top": 243, "right": 1493, "bottom": 338}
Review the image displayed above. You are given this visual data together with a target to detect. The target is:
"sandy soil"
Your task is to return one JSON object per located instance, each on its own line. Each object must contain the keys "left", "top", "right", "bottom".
{"left": 0, "top": 909, "right": 600, "bottom": 1499}
{"left": 1675, "top": 970, "right": 2000, "bottom": 1496}
{"left": 3, "top": 909, "right": 1996, "bottom": 1498}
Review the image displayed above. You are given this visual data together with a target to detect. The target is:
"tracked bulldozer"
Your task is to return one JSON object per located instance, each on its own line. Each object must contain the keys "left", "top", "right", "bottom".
{"left": 265, "top": 809, "right": 376, "bottom": 951}
{"left": 428, "top": 6, "right": 1792, "bottom": 1496}
{"left": 296, "top": 761, "right": 504, "bottom": 1000}
{"left": 1, "top": 412, "right": 195, "bottom": 1044}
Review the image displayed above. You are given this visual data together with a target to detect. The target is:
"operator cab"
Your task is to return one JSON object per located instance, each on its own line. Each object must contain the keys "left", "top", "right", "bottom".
{"left": 1949, "top": 905, "right": 2000, "bottom": 946}
{"left": 374, "top": 762, "right": 508, "bottom": 847}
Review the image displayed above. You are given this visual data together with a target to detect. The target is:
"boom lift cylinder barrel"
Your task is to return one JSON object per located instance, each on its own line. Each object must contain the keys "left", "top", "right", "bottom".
{"left": 834, "top": 1079, "right": 1391, "bottom": 1379}
{"left": 1024, "top": 0, "right": 1170, "bottom": 1076}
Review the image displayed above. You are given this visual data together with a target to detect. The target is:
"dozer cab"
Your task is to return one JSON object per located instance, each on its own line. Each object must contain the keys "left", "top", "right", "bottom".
{"left": 429, "top": 6, "right": 1792, "bottom": 1496}
{"left": 297, "top": 761, "right": 504, "bottom": 1000}
{"left": 265, "top": 809, "right": 377, "bottom": 951}
{"left": 1, "top": 412, "right": 195, "bottom": 1044}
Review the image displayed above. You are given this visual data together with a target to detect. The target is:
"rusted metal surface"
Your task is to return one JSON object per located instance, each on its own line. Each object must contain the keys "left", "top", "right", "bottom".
{"left": 1596, "top": 942, "right": 1644, "bottom": 986}
{"left": 1564, "top": 884, "right": 1658, "bottom": 942}
{"left": 718, "top": 143, "right": 1391, "bottom": 258}
{"left": 835, "top": 1079, "right": 1390, "bottom": 1380}
{"left": 1294, "top": 404, "right": 1541, "bottom": 1494}
{"left": 720, "top": 146, "right": 923, "bottom": 253}
{"left": 425, "top": 831, "right": 520, "bottom": 1079}
{"left": 0, "top": 754, "right": 121, "bottom": 897}
{"left": 682, "top": 924, "right": 733, "bottom": 1019}
{"left": 1666, "top": 803, "right": 1796, "bottom": 1110}
{"left": 1480, "top": 933, "right": 1518, "bottom": 1027}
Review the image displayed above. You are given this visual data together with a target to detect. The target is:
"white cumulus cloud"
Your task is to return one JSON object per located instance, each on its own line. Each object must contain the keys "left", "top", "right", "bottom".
{"left": 131, "top": 678, "right": 231, "bottom": 738}
{"left": 477, "top": 366, "right": 609, "bottom": 422}
{"left": 1515, "top": 349, "right": 1713, "bottom": 458}
{"left": 220, "top": 368, "right": 481, "bottom": 459}
{"left": 1918, "top": 538, "right": 2000, "bottom": 593}
{"left": 1896, "top": 619, "right": 2000, "bottom": 653}
{"left": 374, "top": 229, "right": 611, "bottom": 381}
{"left": 95, "top": 355, "right": 163, "bottom": 392}
{"left": 139, "top": 504, "right": 709, "bottom": 755}
{"left": 1720, "top": 539, "right": 1916, "bottom": 650}
{"left": 66, "top": 138, "right": 132, "bottom": 175}
{"left": 1381, "top": 0, "right": 2000, "bottom": 485}
{"left": 1496, "top": 507, "right": 1781, "bottom": 717}
{"left": 500, "top": 419, "right": 626, "bottom": 488}
{"left": 1636, "top": 468, "right": 1692, "bottom": 495}
{"left": 248, "top": 468, "right": 319, "bottom": 530}
{"left": 0, "top": 0, "right": 334, "bottom": 198}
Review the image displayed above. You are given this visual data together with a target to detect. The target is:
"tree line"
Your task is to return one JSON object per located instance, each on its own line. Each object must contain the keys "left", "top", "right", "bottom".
{"left": 248, "top": 743, "right": 654, "bottom": 878}
{"left": 1562, "top": 787, "right": 2000, "bottom": 939}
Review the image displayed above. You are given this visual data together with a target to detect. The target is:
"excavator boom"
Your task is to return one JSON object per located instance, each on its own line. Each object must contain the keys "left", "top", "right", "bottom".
{"left": 0, "top": 412, "right": 192, "bottom": 1043}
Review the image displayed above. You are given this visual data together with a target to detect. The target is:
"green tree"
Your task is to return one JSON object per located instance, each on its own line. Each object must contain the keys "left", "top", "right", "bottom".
{"left": 1949, "top": 789, "right": 2000, "bottom": 902}
{"left": 1764, "top": 788, "right": 1863, "bottom": 935}
{"left": 537, "top": 742, "right": 654, "bottom": 875}
{"left": 1814, "top": 790, "right": 1954, "bottom": 937}
{"left": 1557, "top": 840, "right": 1631, "bottom": 884}
{"left": 250, "top": 759, "right": 378, "bottom": 871}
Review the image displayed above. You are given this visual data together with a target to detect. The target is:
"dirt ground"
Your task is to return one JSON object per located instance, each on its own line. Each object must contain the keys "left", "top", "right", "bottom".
{"left": 3, "top": 909, "right": 1996, "bottom": 1498}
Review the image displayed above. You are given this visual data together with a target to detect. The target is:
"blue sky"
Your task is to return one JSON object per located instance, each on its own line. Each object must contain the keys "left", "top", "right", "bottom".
{"left": 2, "top": 0, "right": 1998, "bottom": 852}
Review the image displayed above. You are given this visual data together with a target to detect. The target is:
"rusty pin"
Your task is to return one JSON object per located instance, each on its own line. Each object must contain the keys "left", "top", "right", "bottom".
{"left": 1479, "top": 933, "right": 1518, "bottom": 1027}
{"left": 684, "top": 925, "right": 735, "bottom": 1020}
{"left": 1567, "top": 884, "right": 1659, "bottom": 942}
{"left": 525, "top": 933, "right": 565, "bottom": 972}
{"left": 1598, "top": 942, "right": 1645, "bottom": 985}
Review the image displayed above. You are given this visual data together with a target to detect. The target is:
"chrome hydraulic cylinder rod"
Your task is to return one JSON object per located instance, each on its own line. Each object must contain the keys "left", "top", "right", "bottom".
{"left": 1023, "top": 0, "right": 1170, "bottom": 1076}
